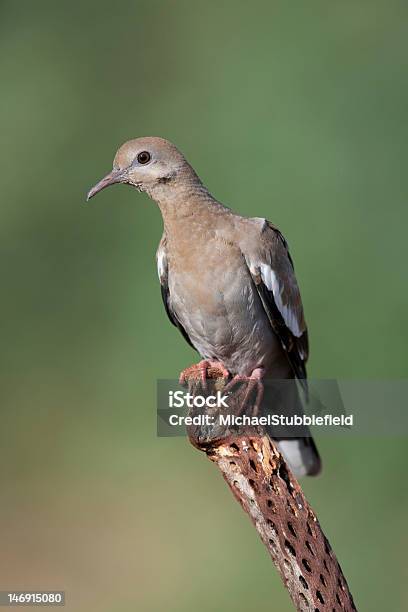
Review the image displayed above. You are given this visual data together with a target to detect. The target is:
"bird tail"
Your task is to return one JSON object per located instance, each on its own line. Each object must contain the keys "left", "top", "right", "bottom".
{"left": 275, "top": 437, "right": 321, "bottom": 477}
{"left": 263, "top": 378, "right": 322, "bottom": 477}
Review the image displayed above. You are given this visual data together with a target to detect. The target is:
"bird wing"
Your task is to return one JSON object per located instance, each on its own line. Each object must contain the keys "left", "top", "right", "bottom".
{"left": 156, "top": 234, "right": 196, "bottom": 350}
{"left": 243, "top": 220, "right": 309, "bottom": 393}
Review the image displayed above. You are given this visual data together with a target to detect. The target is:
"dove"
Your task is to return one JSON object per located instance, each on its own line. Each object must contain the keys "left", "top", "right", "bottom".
{"left": 87, "top": 137, "right": 321, "bottom": 476}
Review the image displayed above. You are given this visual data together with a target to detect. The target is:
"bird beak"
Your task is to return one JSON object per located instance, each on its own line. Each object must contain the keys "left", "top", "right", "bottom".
{"left": 86, "top": 168, "right": 127, "bottom": 201}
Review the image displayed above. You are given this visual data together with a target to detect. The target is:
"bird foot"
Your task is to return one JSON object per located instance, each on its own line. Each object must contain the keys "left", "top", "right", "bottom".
{"left": 223, "top": 367, "right": 265, "bottom": 416}
{"left": 179, "top": 360, "right": 230, "bottom": 388}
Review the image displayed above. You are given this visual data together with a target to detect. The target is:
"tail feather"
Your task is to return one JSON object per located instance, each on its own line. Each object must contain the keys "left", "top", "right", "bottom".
{"left": 262, "top": 377, "right": 322, "bottom": 477}
{"left": 276, "top": 437, "right": 321, "bottom": 477}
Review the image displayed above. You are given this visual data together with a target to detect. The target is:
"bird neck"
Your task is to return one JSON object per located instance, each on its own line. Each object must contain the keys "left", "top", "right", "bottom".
{"left": 147, "top": 166, "right": 224, "bottom": 228}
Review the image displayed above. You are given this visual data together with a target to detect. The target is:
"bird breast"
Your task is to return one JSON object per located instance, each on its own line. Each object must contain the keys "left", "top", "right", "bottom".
{"left": 166, "top": 234, "right": 282, "bottom": 376}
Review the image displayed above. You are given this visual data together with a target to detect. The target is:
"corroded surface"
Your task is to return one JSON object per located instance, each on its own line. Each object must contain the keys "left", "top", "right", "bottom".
{"left": 209, "top": 435, "right": 356, "bottom": 611}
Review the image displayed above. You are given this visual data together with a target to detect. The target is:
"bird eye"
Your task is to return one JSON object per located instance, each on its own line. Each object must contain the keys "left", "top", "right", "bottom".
{"left": 137, "top": 151, "right": 151, "bottom": 165}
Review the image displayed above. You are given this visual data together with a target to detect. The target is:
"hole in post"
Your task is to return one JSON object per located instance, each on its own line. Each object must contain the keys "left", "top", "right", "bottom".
{"left": 299, "top": 593, "right": 307, "bottom": 605}
{"left": 316, "top": 590, "right": 324, "bottom": 604}
{"left": 284, "top": 539, "right": 296, "bottom": 557}
{"left": 299, "top": 575, "right": 308, "bottom": 590}
{"left": 307, "top": 521, "right": 315, "bottom": 537}
{"left": 287, "top": 522, "right": 297, "bottom": 538}
{"left": 302, "top": 559, "right": 311, "bottom": 573}
{"left": 248, "top": 478, "right": 257, "bottom": 492}
{"left": 249, "top": 458, "right": 257, "bottom": 472}
{"left": 268, "top": 538, "right": 276, "bottom": 552}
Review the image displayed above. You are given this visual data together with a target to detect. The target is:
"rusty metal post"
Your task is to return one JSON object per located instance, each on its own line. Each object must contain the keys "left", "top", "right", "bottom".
{"left": 182, "top": 365, "right": 357, "bottom": 612}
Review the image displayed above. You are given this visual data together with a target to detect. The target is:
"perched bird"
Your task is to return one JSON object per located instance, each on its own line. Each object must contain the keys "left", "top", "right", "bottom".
{"left": 87, "top": 137, "right": 321, "bottom": 476}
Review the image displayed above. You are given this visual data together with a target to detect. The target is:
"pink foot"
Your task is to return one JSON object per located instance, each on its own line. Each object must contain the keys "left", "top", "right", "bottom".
{"left": 179, "top": 360, "right": 230, "bottom": 387}
{"left": 223, "top": 367, "right": 265, "bottom": 416}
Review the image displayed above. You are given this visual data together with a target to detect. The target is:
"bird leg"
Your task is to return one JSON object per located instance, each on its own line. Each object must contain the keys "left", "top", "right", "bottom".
{"left": 179, "top": 359, "right": 230, "bottom": 388}
{"left": 223, "top": 367, "right": 265, "bottom": 417}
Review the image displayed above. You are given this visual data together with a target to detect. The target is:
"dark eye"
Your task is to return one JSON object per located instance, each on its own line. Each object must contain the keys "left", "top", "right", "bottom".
{"left": 137, "top": 151, "right": 151, "bottom": 165}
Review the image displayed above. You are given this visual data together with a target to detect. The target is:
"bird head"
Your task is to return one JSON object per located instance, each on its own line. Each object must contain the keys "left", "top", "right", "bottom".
{"left": 87, "top": 136, "right": 192, "bottom": 201}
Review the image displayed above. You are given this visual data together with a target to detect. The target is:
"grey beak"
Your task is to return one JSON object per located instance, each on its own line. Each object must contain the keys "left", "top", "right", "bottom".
{"left": 86, "top": 168, "right": 127, "bottom": 201}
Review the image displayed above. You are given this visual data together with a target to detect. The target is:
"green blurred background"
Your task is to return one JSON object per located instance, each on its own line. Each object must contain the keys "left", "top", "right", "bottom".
{"left": 0, "top": 1, "right": 407, "bottom": 610}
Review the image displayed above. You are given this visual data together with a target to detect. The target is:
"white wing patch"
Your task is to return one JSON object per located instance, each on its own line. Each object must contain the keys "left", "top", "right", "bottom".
{"left": 156, "top": 247, "right": 167, "bottom": 283}
{"left": 260, "top": 263, "right": 302, "bottom": 337}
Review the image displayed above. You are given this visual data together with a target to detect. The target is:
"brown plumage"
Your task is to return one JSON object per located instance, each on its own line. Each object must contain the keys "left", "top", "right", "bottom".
{"left": 87, "top": 137, "right": 321, "bottom": 476}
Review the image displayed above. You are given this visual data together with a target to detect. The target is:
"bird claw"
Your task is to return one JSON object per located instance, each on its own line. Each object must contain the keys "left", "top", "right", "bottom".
{"left": 223, "top": 367, "right": 265, "bottom": 416}
{"left": 179, "top": 360, "right": 230, "bottom": 389}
